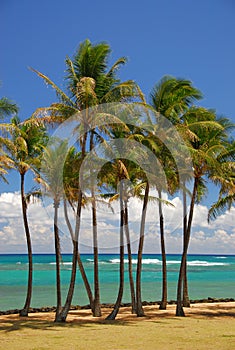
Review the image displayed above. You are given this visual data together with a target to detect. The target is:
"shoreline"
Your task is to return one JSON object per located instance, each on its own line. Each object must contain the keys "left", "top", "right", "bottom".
{"left": 1, "top": 296, "right": 234, "bottom": 316}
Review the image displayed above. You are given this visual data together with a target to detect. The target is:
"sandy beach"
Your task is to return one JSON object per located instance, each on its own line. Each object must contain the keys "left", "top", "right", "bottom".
{"left": 0, "top": 302, "right": 235, "bottom": 350}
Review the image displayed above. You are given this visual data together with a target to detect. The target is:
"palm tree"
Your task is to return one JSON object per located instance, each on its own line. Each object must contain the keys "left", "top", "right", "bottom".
{"left": 38, "top": 139, "right": 70, "bottom": 319}
{"left": 149, "top": 76, "right": 202, "bottom": 309}
{"left": 100, "top": 157, "right": 141, "bottom": 319}
{"left": 175, "top": 109, "right": 234, "bottom": 316}
{"left": 103, "top": 109, "right": 174, "bottom": 317}
{"left": 55, "top": 148, "right": 84, "bottom": 322}
{"left": 32, "top": 39, "right": 143, "bottom": 321}
{"left": 64, "top": 42, "right": 143, "bottom": 317}
{"left": 99, "top": 156, "right": 137, "bottom": 315}
{"left": 7, "top": 116, "right": 47, "bottom": 316}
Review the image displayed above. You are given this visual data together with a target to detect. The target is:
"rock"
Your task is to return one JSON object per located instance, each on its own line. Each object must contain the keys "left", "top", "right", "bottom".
{"left": 81, "top": 304, "right": 91, "bottom": 310}
{"left": 207, "top": 297, "right": 215, "bottom": 302}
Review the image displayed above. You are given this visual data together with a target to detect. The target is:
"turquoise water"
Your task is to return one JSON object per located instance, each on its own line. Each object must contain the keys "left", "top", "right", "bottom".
{"left": 0, "top": 254, "right": 234, "bottom": 311}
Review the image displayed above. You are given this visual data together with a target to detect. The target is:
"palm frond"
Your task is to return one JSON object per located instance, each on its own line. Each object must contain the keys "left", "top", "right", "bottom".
{"left": 30, "top": 67, "right": 74, "bottom": 106}
{"left": 208, "top": 194, "right": 235, "bottom": 222}
{"left": 101, "top": 80, "right": 142, "bottom": 103}
{"left": 106, "top": 57, "right": 127, "bottom": 77}
{"left": 0, "top": 97, "right": 18, "bottom": 119}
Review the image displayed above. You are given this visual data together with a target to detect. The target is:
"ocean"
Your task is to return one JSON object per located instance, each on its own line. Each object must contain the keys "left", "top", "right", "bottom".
{"left": 0, "top": 254, "right": 234, "bottom": 311}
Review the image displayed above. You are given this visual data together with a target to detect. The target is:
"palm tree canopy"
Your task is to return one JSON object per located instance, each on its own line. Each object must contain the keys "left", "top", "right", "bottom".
{"left": 0, "top": 97, "right": 18, "bottom": 119}
{"left": 8, "top": 116, "right": 48, "bottom": 175}
{"left": 150, "top": 76, "right": 202, "bottom": 124}
{"left": 32, "top": 39, "right": 143, "bottom": 124}
{"left": 38, "top": 140, "right": 87, "bottom": 209}
{"left": 65, "top": 39, "right": 132, "bottom": 103}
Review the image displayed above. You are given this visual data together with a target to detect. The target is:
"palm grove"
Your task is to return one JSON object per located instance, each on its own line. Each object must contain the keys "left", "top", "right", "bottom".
{"left": 0, "top": 39, "right": 234, "bottom": 321}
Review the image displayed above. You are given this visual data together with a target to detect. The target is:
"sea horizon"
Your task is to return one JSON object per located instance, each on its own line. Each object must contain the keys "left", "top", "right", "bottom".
{"left": 1, "top": 252, "right": 235, "bottom": 256}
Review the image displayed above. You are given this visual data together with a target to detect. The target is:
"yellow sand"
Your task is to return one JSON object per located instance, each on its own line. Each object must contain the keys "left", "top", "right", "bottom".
{"left": 0, "top": 302, "right": 235, "bottom": 350}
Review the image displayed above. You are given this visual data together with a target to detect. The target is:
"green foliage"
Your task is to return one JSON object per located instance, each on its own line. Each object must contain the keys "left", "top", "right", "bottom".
{"left": 9, "top": 116, "right": 48, "bottom": 175}
{"left": 150, "top": 76, "right": 202, "bottom": 123}
{"left": 65, "top": 39, "right": 142, "bottom": 106}
{"left": 0, "top": 97, "right": 18, "bottom": 119}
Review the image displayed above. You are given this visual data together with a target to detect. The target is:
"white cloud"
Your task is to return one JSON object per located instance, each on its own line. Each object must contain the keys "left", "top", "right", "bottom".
{"left": 192, "top": 204, "right": 210, "bottom": 228}
{"left": 0, "top": 191, "right": 234, "bottom": 254}
{"left": 188, "top": 229, "right": 235, "bottom": 254}
{"left": 209, "top": 207, "right": 235, "bottom": 230}
{"left": 0, "top": 192, "right": 54, "bottom": 253}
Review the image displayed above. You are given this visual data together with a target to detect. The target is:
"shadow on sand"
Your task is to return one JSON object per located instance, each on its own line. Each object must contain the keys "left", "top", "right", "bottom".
{"left": 0, "top": 303, "right": 235, "bottom": 333}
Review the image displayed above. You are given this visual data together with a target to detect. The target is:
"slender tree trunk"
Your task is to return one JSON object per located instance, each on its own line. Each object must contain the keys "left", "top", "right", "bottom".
{"left": 136, "top": 181, "right": 149, "bottom": 317}
{"left": 63, "top": 199, "right": 94, "bottom": 313}
{"left": 19, "top": 172, "right": 33, "bottom": 317}
{"left": 176, "top": 177, "right": 199, "bottom": 316}
{"left": 158, "top": 189, "right": 167, "bottom": 310}
{"left": 90, "top": 130, "right": 101, "bottom": 317}
{"left": 53, "top": 199, "right": 62, "bottom": 319}
{"left": 92, "top": 193, "right": 101, "bottom": 316}
{"left": 182, "top": 185, "right": 190, "bottom": 307}
{"left": 106, "top": 181, "right": 125, "bottom": 320}
{"left": 124, "top": 198, "right": 136, "bottom": 314}
{"left": 183, "top": 264, "right": 190, "bottom": 307}
{"left": 55, "top": 133, "right": 87, "bottom": 322}
{"left": 55, "top": 191, "right": 82, "bottom": 322}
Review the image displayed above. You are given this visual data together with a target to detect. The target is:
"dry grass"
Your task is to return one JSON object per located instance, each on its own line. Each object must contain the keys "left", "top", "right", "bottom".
{"left": 0, "top": 302, "right": 235, "bottom": 350}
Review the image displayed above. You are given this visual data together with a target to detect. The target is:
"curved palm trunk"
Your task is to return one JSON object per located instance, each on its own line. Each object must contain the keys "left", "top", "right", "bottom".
{"left": 176, "top": 177, "right": 199, "bottom": 316}
{"left": 55, "top": 133, "right": 87, "bottom": 322}
{"left": 55, "top": 191, "right": 82, "bottom": 322}
{"left": 158, "top": 189, "right": 167, "bottom": 310}
{"left": 63, "top": 199, "right": 94, "bottom": 313}
{"left": 53, "top": 199, "right": 62, "bottom": 319}
{"left": 106, "top": 182, "right": 125, "bottom": 320}
{"left": 182, "top": 184, "right": 190, "bottom": 307}
{"left": 19, "top": 172, "right": 33, "bottom": 317}
{"left": 124, "top": 198, "right": 136, "bottom": 314}
{"left": 77, "top": 252, "right": 94, "bottom": 312}
{"left": 136, "top": 181, "right": 149, "bottom": 317}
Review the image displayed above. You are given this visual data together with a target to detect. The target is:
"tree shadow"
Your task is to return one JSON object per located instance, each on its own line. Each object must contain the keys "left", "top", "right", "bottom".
{"left": 1, "top": 303, "right": 234, "bottom": 333}
{"left": 0, "top": 313, "right": 133, "bottom": 333}
{"left": 187, "top": 305, "right": 235, "bottom": 319}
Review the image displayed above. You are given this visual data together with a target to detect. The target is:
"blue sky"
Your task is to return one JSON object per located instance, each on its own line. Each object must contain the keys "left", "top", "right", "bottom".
{"left": 0, "top": 0, "right": 235, "bottom": 253}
